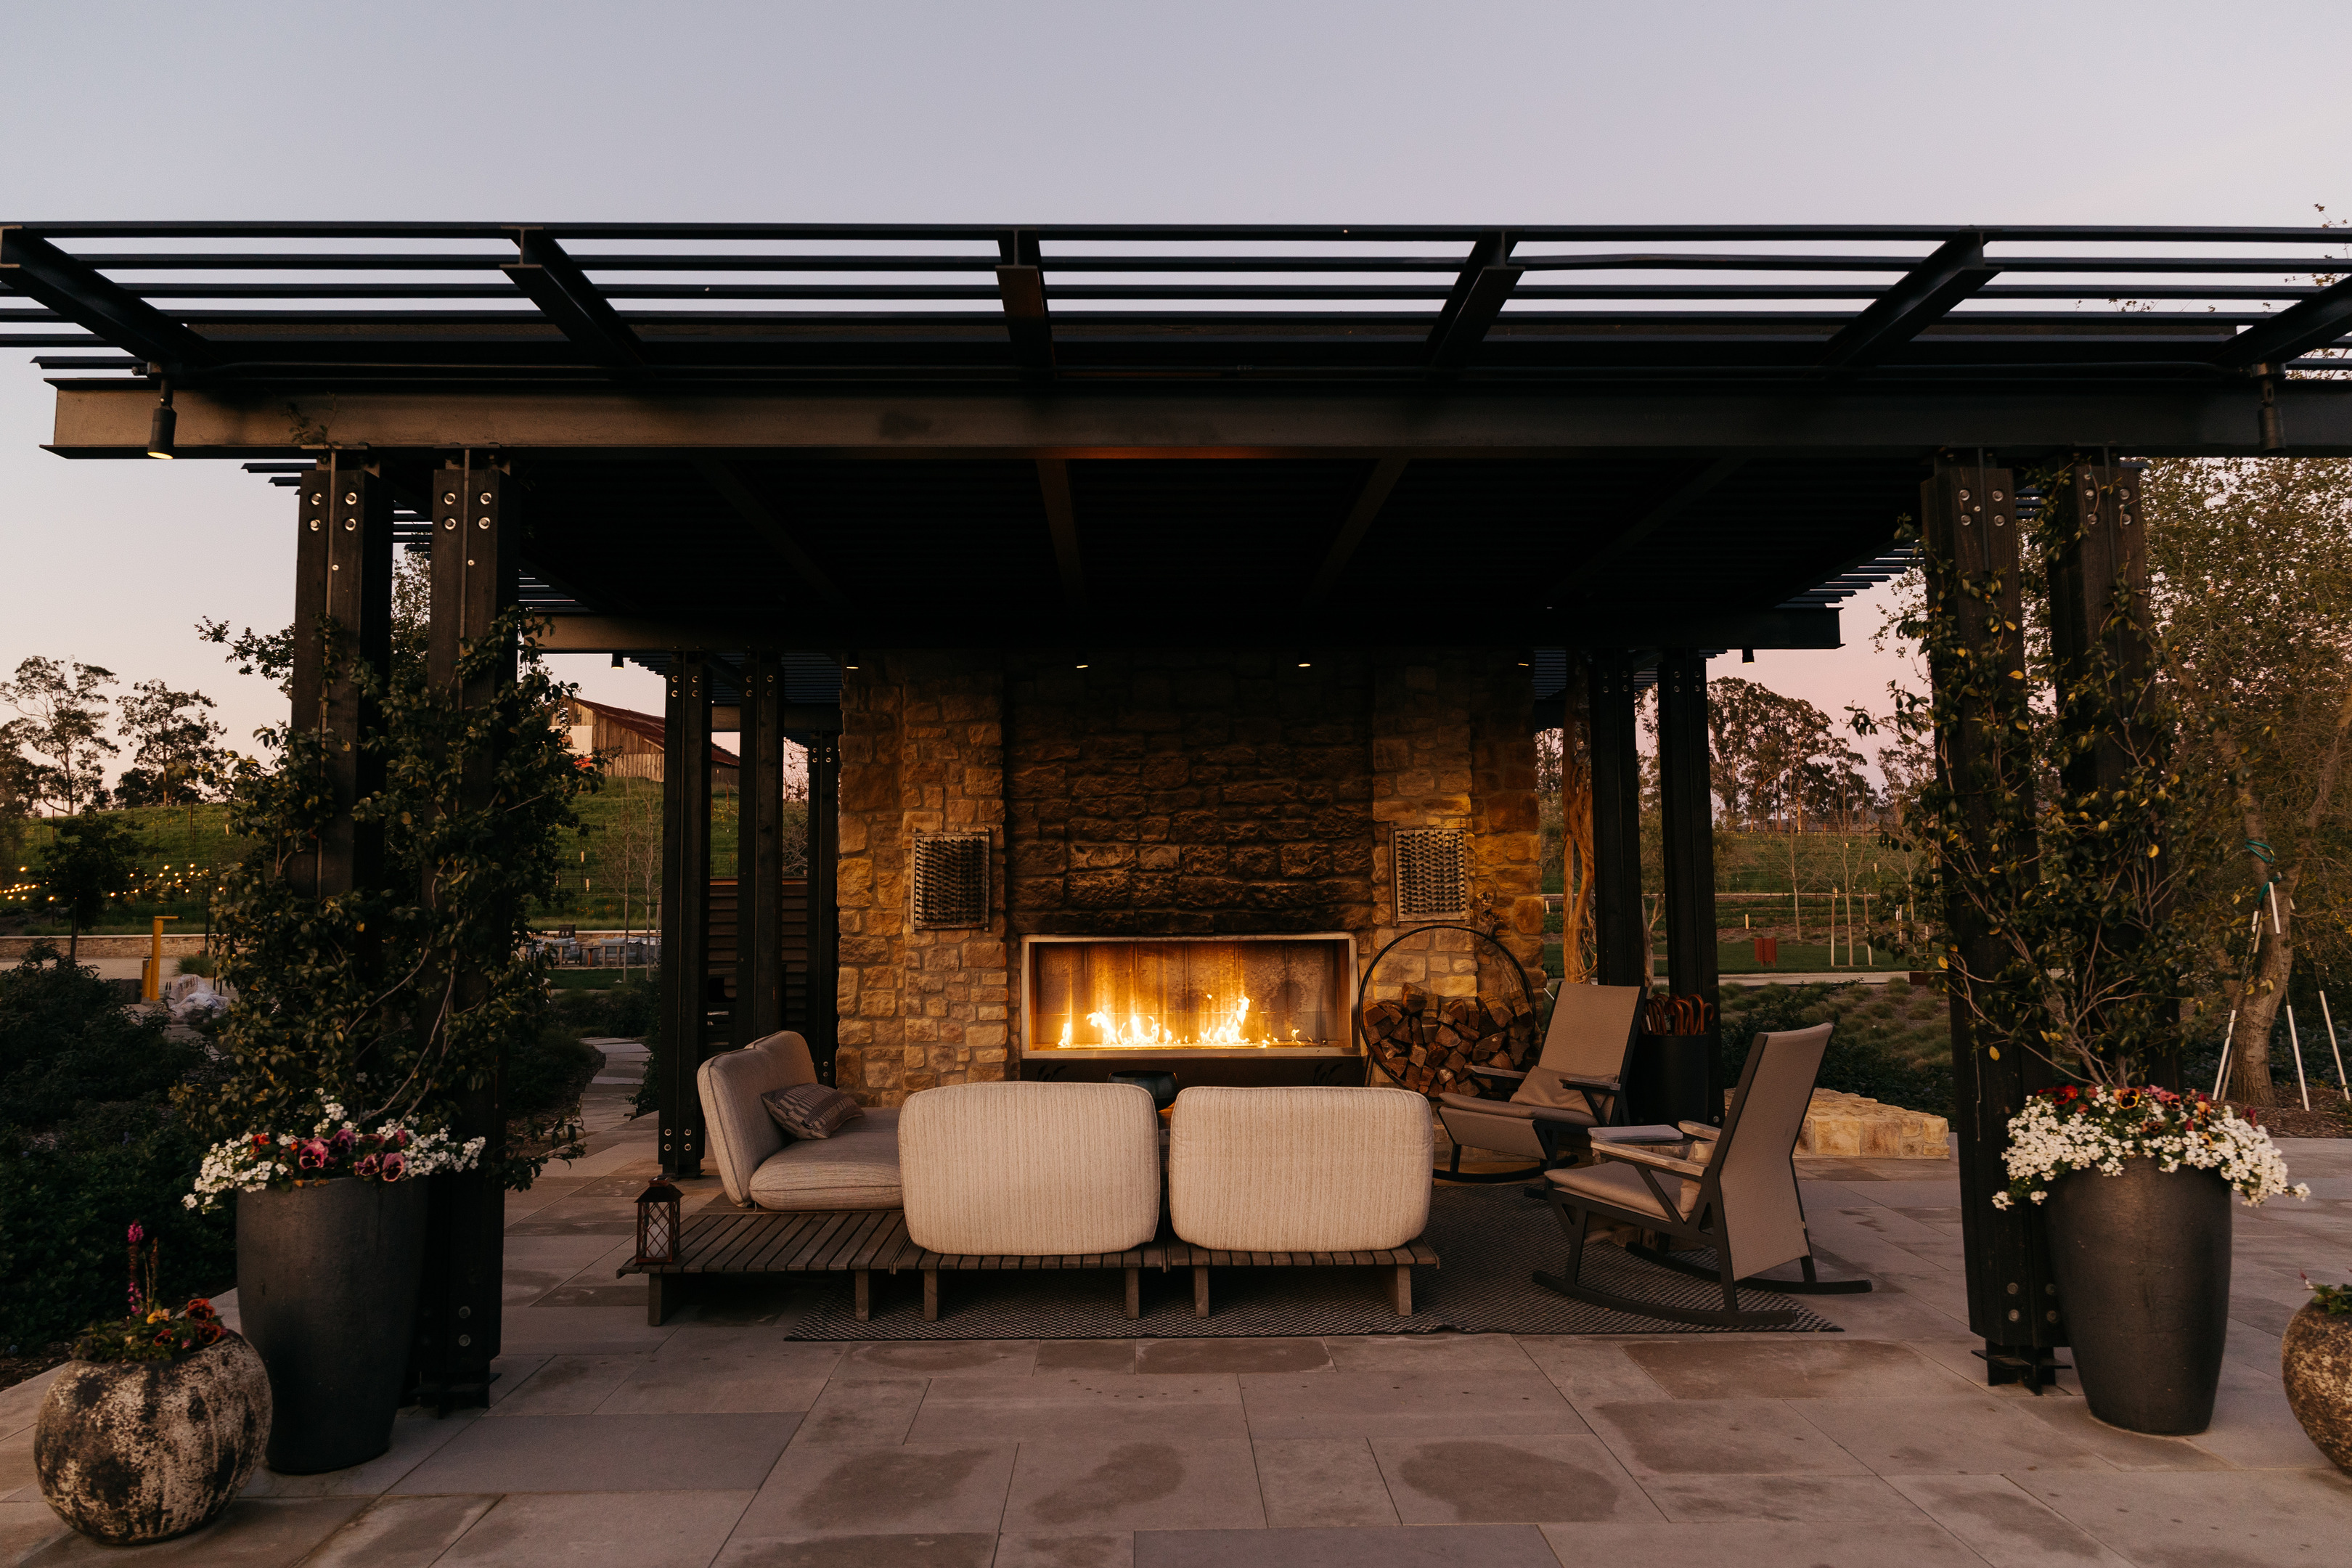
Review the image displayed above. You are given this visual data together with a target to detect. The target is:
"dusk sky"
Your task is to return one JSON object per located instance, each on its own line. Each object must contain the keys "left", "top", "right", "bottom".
{"left": 4, "top": 1, "right": 2345, "bottom": 776}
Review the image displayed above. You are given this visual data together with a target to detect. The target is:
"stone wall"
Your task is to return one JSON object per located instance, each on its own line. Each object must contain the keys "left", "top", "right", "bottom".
{"left": 831, "top": 646, "right": 1543, "bottom": 1105}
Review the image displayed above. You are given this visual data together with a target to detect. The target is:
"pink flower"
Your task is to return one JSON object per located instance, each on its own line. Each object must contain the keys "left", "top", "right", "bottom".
{"left": 328, "top": 1127, "right": 355, "bottom": 1156}
{"left": 380, "top": 1151, "right": 407, "bottom": 1181}
{"left": 126, "top": 1222, "right": 145, "bottom": 1245}
{"left": 354, "top": 1153, "right": 382, "bottom": 1179}
{"left": 295, "top": 1139, "right": 330, "bottom": 1171}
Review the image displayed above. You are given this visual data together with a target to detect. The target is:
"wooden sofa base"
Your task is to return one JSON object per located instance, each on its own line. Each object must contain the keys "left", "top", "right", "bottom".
{"left": 622, "top": 1208, "right": 1439, "bottom": 1326}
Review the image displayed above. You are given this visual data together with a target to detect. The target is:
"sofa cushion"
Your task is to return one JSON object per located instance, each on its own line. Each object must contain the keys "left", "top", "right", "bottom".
{"left": 899, "top": 1082, "right": 1160, "bottom": 1255}
{"left": 1169, "top": 1086, "right": 1432, "bottom": 1253}
{"left": 761, "top": 1083, "right": 863, "bottom": 1140}
{"left": 698, "top": 1032, "right": 820, "bottom": 1206}
{"left": 746, "top": 1108, "right": 904, "bottom": 1211}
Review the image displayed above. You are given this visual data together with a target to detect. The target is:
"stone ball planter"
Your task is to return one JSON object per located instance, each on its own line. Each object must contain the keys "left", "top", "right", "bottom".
{"left": 33, "top": 1333, "right": 271, "bottom": 1545}
{"left": 2282, "top": 1302, "right": 2352, "bottom": 1470}
{"left": 2042, "top": 1157, "right": 2231, "bottom": 1434}
{"left": 237, "top": 1175, "right": 430, "bottom": 1474}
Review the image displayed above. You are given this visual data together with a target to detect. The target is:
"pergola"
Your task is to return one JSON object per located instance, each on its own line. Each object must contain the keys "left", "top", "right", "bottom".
{"left": 10, "top": 219, "right": 2351, "bottom": 1400}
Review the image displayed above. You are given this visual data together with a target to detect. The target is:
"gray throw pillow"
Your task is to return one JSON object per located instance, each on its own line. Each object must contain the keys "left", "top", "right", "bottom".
{"left": 759, "top": 1083, "right": 863, "bottom": 1140}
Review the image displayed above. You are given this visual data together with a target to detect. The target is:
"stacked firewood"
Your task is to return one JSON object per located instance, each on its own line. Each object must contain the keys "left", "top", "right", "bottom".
{"left": 1362, "top": 987, "right": 1540, "bottom": 1098}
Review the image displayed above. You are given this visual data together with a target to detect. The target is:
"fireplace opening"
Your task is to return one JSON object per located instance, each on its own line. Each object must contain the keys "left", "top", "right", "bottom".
{"left": 1021, "top": 934, "right": 1357, "bottom": 1058}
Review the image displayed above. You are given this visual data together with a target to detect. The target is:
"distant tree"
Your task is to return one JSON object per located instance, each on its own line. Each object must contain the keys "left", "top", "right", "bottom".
{"left": 115, "top": 679, "right": 229, "bottom": 809}
{"left": 200, "top": 552, "right": 431, "bottom": 707}
{"left": 0, "top": 658, "right": 118, "bottom": 816}
{"left": 38, "top": 814, "right": 146, "bottom": 962}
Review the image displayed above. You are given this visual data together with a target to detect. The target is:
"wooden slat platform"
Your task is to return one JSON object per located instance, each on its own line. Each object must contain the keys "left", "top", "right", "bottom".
{"left": 618, "top": 1208, "right": 1440, "bottom": 1323}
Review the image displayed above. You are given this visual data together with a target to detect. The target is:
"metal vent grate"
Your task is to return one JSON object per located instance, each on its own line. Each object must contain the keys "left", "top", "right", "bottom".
{"left": 912, "top": 833, "right": 991, "bottom": 928}
{"left": 1393, "top": 826, "right": 1470, "bottom": 921}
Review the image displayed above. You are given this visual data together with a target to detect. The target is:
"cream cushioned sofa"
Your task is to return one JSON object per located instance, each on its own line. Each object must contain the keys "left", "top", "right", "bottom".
{"left": 698, "top": 1031, "right": 903, "bottom": 1210}
{"left": 898, "top": 1080, "right": 1161, "bottom": 1255}
{"left": 1167, "top": 1085, "right": 1432, "bottom": 1252}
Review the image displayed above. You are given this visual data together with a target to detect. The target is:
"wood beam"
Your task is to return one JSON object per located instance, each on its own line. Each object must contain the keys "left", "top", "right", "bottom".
{"left": 1037, "top": 457, "right": 1085, "bottom": 611}
{"left": 1304, "top": 457, "right": 1408, "bottom": 605}
{"left": 690, "top": 459, "right": 848, "bottom": 611}
{"left": 502, "top": 229, "right": 647, "bottom": 377}
{"left": 1545, "top": 458, "right": 1746, "bottom": 602}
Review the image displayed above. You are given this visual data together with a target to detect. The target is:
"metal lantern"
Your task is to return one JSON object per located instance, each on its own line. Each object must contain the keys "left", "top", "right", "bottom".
{"left": 634, "top": 1177, "right": 683, "bottom": 1266}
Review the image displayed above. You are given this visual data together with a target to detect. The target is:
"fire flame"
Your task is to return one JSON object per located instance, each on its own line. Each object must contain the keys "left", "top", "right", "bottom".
{"left": 1059, "top": 992, "right": 1281, "bottom": 1048}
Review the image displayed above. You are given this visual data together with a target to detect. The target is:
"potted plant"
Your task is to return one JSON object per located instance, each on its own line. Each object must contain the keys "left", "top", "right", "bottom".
{"left": 181, "top": 605, "right": 596, "bottom": 1471}
{"left": 185, "top": 1105, "right": 481, "bottom": 1472}
{"left": 1993, "top": 1085, "right": 2304, "bottom": 1432}
{"left": 34, "top": 1226, "right": 269, "bottom": 1545}
{"left": 2283, "top": 1273, "right": 2352, "bottom": 1469}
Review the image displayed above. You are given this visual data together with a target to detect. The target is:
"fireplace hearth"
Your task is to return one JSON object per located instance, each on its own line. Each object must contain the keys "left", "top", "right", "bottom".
{"left": 1021, "top": 933, "right": 1354, "bottom": 1061}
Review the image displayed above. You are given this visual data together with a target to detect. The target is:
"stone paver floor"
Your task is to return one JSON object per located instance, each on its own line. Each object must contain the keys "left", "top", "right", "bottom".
{"left": 5, "top": 1071, "right": 2351, "bottom": 1566}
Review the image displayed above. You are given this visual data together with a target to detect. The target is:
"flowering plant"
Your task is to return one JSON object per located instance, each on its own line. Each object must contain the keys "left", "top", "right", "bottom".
{"left": 70, "top": 1224, "right": 233, "bottom": 1364}
{"left": 184, "top": 1101, "right": 484, "bottom": 1212}
{"left": 2306, "top": 1275, "right": 2352, "bottom": 1317}
{"left": 1993, "top": 1084, "right": 2308, "bottom": 1209}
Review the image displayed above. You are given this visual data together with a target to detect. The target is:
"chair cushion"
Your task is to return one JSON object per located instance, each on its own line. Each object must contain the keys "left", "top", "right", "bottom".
{"left": 1511, "top": 1071, "right": 1604, "bottom": 1116}
{"left": 698, "top": 1032, "right": 821, "bottom": 1206}
{"left": 1546, "top": 1159, "right": 1699, "bottom": 1224}
{"left": 1169, "top": 1086, "right": 1432, "bottom": 1252}
{"left": 899, "top": 1082, "right": 1161, "bottom": 1255}
{"left": 761, "top": 1083, "right": 863, "bottom": 1140}
{"left": 746, "top": 1108, "right": 903, "bottom": 1210}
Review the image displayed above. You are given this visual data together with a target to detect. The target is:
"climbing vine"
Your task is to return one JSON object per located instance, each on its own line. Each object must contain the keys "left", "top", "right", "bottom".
{"left": 184, "top": 607, "right": 599, "bottom": 1186}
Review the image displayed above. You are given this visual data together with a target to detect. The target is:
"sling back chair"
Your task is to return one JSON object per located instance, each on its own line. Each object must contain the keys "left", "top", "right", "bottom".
{"left": 1533, "top": 1021, "right": 1869, "bottom": 1328}
{"left": 1434, "top": 983, "right": 1643, "bottom": 1183}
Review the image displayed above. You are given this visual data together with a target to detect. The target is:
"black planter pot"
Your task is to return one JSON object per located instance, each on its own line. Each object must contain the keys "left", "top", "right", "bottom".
{"left": 236, "top": 1177, "right": 430, "bottom": 1474}
{"left": 2042, "top": 1157, "right": 2231, "bottom": 1434}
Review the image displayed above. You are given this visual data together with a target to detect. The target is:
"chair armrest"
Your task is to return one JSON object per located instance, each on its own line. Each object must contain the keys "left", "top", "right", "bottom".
{"left": 1553, "top": 1073, "right": 1621, "bottom": 1090}
{"left": 1590, "top": 1124, "right": 1687, "bottom": 1143}
{"left": 1677, "top": 1122, "right": 1720, "bottom": 1141}
{"left": 1593, "top": 1142, "right": 1709, "bottom": 1180}
{"left": 1468, "top": 1066, "right": 1527, "bottom": 1084}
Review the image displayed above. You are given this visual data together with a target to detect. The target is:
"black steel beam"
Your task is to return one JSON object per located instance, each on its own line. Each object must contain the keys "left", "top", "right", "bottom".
{"left": 1545, "top": 458, "right": 1747, "bottom": 602}
{"left": 287, "top": 460, "right": 393, "bottom": 899}
{"left": 1304, "top": 457, "right": 1409, "bottom": 604}
{"left": 1655, "top": 651, "right": 1723, "bottom": 1121}
{"left": 658, "top": 655, "right": 715, "bottom": 1177}
{"left": 1429, "top": 231, "right": 1523, "bottom": 372}
{"left": 997, "top": 229, "right": 1053, "bottom": 376}
{"left": 412, "top": 455, "right": 518, "bottom": 1413}
{"left": 502, "top": 229, "right": 648, "bottom": 377}
{"left": 1588, "top": 653, "right": 1646, "bottom": 989}
{"left": 1925, "top": 458, "right": 2065, "bottom": 1379}
{"left": 52, "top": 380, "right": 2352, "bottom": 459}
{"left": 735, "top": 653, "right": 787, "bottom": 1047}
{"left": 0, "top": 227, "right": 215, "bottom": 372}
{"left": 2210, "top": 271, "right": 2352, "bottom": 368}
{"left": 805, "top": 732, "right": 841, "bottom": 1087}
{"left": 1817, "top": 232, "right": 1998, "bottom": 370}
{"left": 690, "top": 458, "right": 848, "bottom": 612}
{"left": 1037, "top": 458, "right": 1085, "bottom": 611}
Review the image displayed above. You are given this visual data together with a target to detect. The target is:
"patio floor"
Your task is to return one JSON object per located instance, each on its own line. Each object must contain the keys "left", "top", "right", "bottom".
{"left": 6, "top": 1060, "right": 2351, "bottom": 1566}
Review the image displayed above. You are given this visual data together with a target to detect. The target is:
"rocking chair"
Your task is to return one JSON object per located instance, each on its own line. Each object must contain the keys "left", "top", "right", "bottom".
{"left": 1533, "top": 1021, "right": 1869, "bottom": 1328}
{"left": 1434, "top": 983, "right": 1643, "bottom": 1184}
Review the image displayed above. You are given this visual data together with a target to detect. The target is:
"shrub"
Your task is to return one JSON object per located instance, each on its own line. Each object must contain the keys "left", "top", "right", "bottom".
{"left": 508, "top": 1024, "right": 603, "bottom": 1127}
{"left": 1721, "top": 981, "right": 1955, "bottom": 1116}
{"left": 0, "top": 946, "right": 229, "bottom": 1352}
{"left": 550, "top": 977, "right": 659, "bottom": 1040}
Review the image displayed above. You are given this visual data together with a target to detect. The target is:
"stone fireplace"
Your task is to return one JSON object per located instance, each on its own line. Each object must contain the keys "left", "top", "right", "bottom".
{"left": 831, "top": 648, "right": 1545, "bottom": 1103}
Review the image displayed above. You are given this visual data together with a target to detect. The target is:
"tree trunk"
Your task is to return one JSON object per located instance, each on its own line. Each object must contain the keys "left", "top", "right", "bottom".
{"left": 2221, "top": 680, "right": 2352, "bottom": 1105}
{"left": 68, "top": 915, "right": 80, "bottom": 965}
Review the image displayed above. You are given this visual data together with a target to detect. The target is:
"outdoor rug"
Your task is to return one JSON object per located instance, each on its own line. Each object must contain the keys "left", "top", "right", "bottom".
{"left": 781, "top": 1184, "right": 1843, "bottom": 1339}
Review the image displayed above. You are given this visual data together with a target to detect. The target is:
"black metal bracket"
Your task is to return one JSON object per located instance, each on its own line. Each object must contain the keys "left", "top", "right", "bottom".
{"left": 1975, "top": 1344, "right": 2070, "bottom": 1394}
